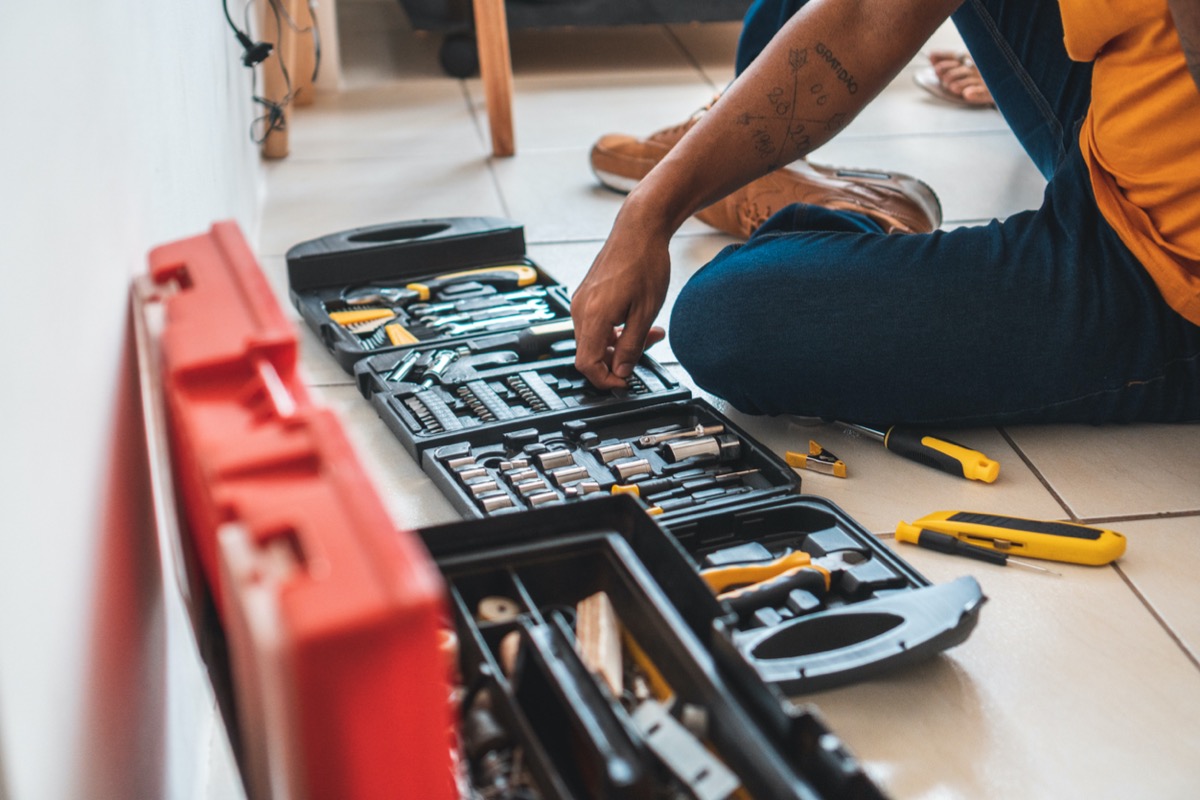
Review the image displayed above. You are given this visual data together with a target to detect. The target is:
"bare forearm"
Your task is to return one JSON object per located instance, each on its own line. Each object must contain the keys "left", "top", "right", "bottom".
{"left": 1169, "top": 0, "right": 1200, "bottom": 94}
{"left": 627, "top": 0, "right": 960, "bottom": 235}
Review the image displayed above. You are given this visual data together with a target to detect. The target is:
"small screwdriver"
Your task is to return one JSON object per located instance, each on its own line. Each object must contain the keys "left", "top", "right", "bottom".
{"left": 896, "top": 527, "right": 1060, "bottom": 575}
{"left": 840, "top": 423, "right": 999, "bottom": 482}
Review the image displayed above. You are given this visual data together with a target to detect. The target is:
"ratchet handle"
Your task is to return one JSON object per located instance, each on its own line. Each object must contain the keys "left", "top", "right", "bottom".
{"left": 885, "top": 427, "right": 1000, "bottom": 483}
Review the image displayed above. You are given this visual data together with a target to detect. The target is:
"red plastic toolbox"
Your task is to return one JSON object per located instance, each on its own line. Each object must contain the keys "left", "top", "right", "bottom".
{"left": 144, "top": 221, "right": 455, "bottom": 799}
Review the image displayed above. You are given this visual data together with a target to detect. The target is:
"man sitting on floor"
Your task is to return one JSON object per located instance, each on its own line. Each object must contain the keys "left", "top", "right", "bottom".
{"left": 571, "top": 0, "right": 1200, "bottom": 427}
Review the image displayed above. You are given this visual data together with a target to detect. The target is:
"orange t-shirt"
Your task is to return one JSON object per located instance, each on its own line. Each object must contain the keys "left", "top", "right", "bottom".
{"left": 1061, "top": 0, "right": 1200, "bottom": 324}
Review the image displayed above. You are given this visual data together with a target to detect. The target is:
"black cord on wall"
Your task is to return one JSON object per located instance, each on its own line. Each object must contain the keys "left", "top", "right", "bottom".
{"left": 222, "top": 0, "right": 322, "bottom": 144}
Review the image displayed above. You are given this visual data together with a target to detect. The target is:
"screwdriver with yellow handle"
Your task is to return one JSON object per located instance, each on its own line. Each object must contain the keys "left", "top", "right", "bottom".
{"left": 840, "top": 423, "right": 1000, "bottom": 483}
{"left": 342, "top": 264, "right": 540, "bottom": 306}
{"left": 896, "top": 511, "right": 1126, "bottom": 566}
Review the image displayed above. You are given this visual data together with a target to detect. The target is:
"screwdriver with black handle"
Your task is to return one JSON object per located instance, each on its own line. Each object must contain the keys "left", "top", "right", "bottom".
{"left": 896, "top": 527, "right": 1060, "bottom": 575}
{"left": 840, "top": 423, "right": 1000, "bottom": 482}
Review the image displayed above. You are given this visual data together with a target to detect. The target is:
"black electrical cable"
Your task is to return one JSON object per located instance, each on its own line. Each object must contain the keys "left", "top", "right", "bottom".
{"left": 222, "top": 0, "right": 273, "bottom": 65}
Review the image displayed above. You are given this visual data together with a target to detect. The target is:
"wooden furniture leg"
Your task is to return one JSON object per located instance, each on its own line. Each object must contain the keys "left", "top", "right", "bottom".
{"left": 472, "top": 0, "right": 516, "bottom": 157}
{"left": 259, "top": 0, "right": 299, "bottom": 158}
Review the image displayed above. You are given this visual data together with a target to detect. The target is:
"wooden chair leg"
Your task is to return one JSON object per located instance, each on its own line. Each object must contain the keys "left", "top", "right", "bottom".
{"left": 472, "top": 0, "right": 516, "bottom": 157}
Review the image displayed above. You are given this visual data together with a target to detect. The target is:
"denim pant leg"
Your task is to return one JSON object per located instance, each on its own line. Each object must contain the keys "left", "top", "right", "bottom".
{"left": 669, "top": 143, "right": 1200, "bottom": 426}
{"left": 735, "top": 0, "right": 807, "bottom": 75}
{"left": 952, "top": 0, "right": 1093, "bottom": 177}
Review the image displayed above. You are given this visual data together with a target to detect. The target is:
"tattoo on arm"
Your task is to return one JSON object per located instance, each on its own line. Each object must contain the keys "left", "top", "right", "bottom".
{"left": 738, "top": 46, "right": 853, "bottom": 168}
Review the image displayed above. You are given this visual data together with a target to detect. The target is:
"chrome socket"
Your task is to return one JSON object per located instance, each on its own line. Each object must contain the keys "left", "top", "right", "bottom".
{"left": 611, "top": 458, "right": 653, "bottom": 480}
{"left": 664, "top": 436, "right": 742, "bottom": 464}
{"left": 536, "top": 449, "right": 575, "bottom": 470}
{"left": 593, "top": 442, "right": 636, "bottom": 463}
{"left": 481, "top": 494, "right": 515, "bottom": 513}
{"left": 549, "top": 465, "right": 591, "bottom": 487}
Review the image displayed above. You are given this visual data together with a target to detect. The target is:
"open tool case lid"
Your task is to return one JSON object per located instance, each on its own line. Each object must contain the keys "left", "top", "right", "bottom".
{"left": 662, "top": 495, "right": 986, "bottom": 696}
{"left": 418, "top": 495, "right": 888, "bottom": 800}
{"left": 287, "top": 217, "right": 571, "bottom": 372}
{"left": 143, "top": 221, "right": 456, "bottom": 800}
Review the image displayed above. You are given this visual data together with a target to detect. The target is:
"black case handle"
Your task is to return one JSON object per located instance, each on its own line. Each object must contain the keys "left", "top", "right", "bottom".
{"left": 286, "top": 216, "right": 527, "bottom": 291}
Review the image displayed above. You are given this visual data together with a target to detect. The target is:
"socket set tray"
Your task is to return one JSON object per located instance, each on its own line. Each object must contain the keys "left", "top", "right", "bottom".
{"left": 287, "top": 216, "right": 572, "bottom": 373}
{"left": 354, "top": 332, "right": 690, "bottom": 460}
{"left": 426, "top": 398, "right": 803, "bottom": 519}
{"left": 419, "top": 495, "right": 889, "bottom": 800}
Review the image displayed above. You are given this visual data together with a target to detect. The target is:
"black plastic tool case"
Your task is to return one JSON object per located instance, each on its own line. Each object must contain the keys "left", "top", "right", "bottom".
{"left": 287, "top": 217, "right": 572, "bottom": 373}
{"left": 419, "top": 495, "right": 888, "bottom": 800}
{"left": 426, "top": 398, "right": 803, "bottom": 519}
{"left": 355, "top": 338, "right": 690, "bottom": 459}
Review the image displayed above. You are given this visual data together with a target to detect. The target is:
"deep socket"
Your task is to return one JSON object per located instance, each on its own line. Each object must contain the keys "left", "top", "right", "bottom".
{"left": 611, "top": 458, "right": 653, "bottom": 480}
{"left": 549, "top": 465, "right": 590, "bottom": 487}
{"left": 481, "top": 494, "right": 515, "bottom": 512}
{"left": 468, "top": 480, "right": 501, "bottom": 496}
{"left": 536, "top": 449, "right": 575, "bottom": 470}
{"left": 593, "top": 442, "right": 636, "bottom": 463}
{"left": 664, "top": 436, "right": 742, "bottom": 463}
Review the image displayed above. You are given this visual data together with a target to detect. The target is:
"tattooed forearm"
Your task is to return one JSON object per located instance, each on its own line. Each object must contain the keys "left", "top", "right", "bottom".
{"left": 737, "top": 46, "right": 851, "bottom": 167}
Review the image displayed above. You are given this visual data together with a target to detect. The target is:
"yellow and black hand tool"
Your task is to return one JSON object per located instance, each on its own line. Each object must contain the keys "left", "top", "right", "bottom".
{"left": 841, "top": 423, "right": 999, "bottom": 482}
{"left": 700, "top": 551, "right": 832, "bottom": 596}
{"left": 342, "top": 264, "right": 539, "bottom": 306}
{"left": 896, "top": 511, "right": 1126, "bottom": 566}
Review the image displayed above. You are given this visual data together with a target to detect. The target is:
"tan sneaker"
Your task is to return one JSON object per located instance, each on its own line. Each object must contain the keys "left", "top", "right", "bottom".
{"left": 695, "top": 161, "right": 943, "bottom": 238}
{"left": 589, "top": 103, "right": 713, "bottom": 193}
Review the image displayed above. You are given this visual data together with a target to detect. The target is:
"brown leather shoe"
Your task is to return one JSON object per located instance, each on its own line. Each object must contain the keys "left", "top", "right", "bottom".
{"left": 695, "top": 161, "right": 943, "bottom": 238}
{"left": 589, "top": 105, "right": 711, "bottom": 193}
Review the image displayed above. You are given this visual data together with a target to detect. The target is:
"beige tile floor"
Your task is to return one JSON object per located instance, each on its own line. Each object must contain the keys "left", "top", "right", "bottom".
{"left": 261, "top": 4, "right": 1200, "bottom": 797}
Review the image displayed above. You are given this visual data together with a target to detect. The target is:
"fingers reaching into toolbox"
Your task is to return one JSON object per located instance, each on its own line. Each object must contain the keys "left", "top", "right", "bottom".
{"left": 572, "top": 211, "right": 673, "bottom": 389}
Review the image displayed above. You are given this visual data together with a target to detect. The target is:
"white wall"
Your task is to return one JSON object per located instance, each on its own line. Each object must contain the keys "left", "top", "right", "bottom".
{"left": 0, "top": 2, "right": 262, "bottom": 798}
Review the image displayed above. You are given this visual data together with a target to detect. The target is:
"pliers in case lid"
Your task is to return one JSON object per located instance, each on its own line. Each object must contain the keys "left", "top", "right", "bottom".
{"left": 700, "top": 550, "right": 862, "bottom": 615}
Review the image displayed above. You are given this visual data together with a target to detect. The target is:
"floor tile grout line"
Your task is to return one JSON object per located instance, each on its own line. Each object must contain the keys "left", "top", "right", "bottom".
{"left": 1113, "top": 562, "right": 1200, "bottom": 673}
{"left": 457, "top": 79, "right": 518, "bottom": 220}
{"left": 1076, "top": 510, "right": 1200, "bottom": 525}
{"left": 997, "top": 427, "right": 1076, "bottom": 519}
{"left": 660, "top": 23, "right": 723, "bottom": 94}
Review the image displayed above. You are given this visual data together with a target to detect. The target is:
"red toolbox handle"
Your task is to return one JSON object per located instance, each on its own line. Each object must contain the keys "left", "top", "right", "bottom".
{"left": 146, "top": 221, "right": 454, "bottom": 800}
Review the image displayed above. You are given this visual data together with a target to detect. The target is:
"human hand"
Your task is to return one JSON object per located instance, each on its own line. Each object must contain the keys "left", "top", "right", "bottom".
{"left": 572, "top": 204, "right": 672, "bottom": 389}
